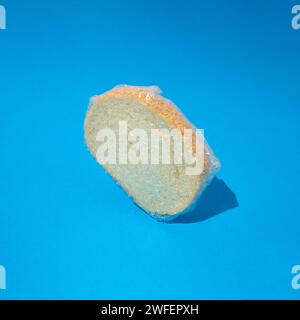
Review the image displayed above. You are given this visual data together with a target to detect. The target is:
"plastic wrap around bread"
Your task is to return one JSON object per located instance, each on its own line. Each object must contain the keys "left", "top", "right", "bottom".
{"left": 84, "top": 85, "right": 220, "bottom": 221}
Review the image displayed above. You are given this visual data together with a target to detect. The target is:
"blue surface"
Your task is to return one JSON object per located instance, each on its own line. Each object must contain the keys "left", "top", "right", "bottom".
{"left": 0, "top": 0, "right": 300, "bottom": 299}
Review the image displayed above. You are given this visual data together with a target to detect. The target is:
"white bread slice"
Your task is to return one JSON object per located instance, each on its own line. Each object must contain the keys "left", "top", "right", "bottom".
{"left": 84, "top": 85, "right": 220, "bottom": 221}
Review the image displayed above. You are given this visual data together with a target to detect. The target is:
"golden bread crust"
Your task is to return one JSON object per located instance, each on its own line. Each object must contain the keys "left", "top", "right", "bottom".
{"left": 92, "top": 86, "right": 193, "bottom": 134}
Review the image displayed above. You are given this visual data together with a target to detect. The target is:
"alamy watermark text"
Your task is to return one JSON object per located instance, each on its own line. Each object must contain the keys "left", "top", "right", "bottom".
{"left": 0, "top": 4, "right": 6, "bottom": 29}
{"left": 95, "top": 121, "right": 205, "bottom": 176}
{"left": 292, "top": 5, "right": 300, "bottom": 29}
{"left": 0, "top": 265, "right": 6, "bottom": 290}
{"left": 292, "top": 265, "right": 300, "bottom": 290}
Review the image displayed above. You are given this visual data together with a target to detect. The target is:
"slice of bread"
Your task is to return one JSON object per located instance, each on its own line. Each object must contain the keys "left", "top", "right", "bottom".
{"left": 84, "top": 85, "right": 220, "bottom": 221}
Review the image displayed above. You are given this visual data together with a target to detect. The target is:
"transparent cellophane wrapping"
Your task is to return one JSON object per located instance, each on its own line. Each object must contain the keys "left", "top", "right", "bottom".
{"left": 89, "top": 85, "right": 221, "bottom": 222}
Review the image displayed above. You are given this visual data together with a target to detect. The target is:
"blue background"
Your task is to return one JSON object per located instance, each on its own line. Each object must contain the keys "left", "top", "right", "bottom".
{"left": 0, "top": 0, "right": 300, "bottom": 299}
